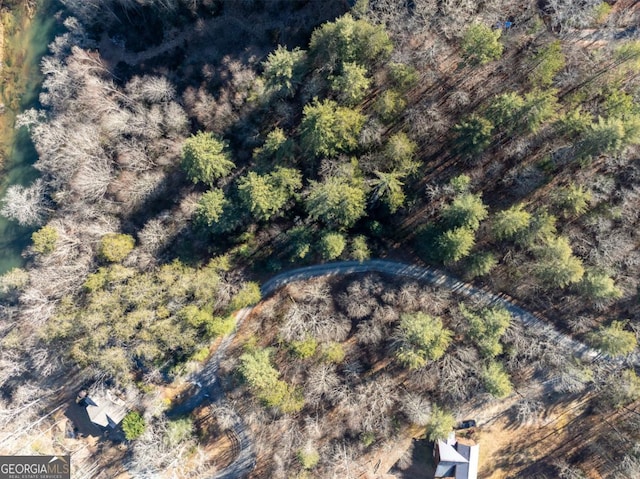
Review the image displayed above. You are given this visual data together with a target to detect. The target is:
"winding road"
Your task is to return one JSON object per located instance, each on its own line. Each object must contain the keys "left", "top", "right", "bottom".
{"left": 183, "top": 259, "right": 602, "bottom": 479}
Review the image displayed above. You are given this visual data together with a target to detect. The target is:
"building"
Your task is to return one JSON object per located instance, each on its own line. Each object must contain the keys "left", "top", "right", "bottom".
{"left": 83, "top": 389, "right": 128, "bottom": 429}
{"left": 433, "top": 432, "right": 479, "bottom": 479}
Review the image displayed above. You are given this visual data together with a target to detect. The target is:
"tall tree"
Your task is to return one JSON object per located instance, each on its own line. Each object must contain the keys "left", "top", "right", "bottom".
{"left": 588, "top": 321, "right": 637, "bottom": 357}
{"left": 305, "top": 176, "right": 367, "bottom": 229}
{"left": 454, "top": 115, "right": 493, "bottom": 156}
{"left": 308, "top": 13, "right": 392, "bottom": 70}
{"left": 437, "top": 227, "right": 476, "bottom": 263}
{"left": 492, "top": 204, "right": 532, "bottom": 241}
{"left": 300, "top": 99, "right": 365, "bottom": 157}
{"left": 370, "top": 171, "right": 406, "bottom": 213}
{"left": 181, "top": 131, "right": 235, "bottom": 186}
{"left": 461, "top": 23, "right": 503, "bottom": 65}
{"left": 534, "top": 236, "right": 584, "bottom": 288}
{"left": 330, "top": 62, "right": 371, "bottom": 105}
{"left": 393, "top": 312, "right": 453, "bottom": 369}
{"left": 262, "top": 46, "right": 307, "bottom": 97}
{"left": 442, "top": 193, "right": 488, "bottom": 231}
{"left": 237, "top": 168, "right": 302, "bottom": 221}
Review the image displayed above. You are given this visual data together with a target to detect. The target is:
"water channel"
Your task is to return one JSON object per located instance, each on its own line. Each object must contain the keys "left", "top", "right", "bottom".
{"left": 0, "top": 0, "right": 56, "bottom": 274}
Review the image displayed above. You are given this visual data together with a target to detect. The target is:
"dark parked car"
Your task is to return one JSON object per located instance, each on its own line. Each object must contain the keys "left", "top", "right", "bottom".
{"left": 455, "top": 419, "right": 477, "bottom": 430}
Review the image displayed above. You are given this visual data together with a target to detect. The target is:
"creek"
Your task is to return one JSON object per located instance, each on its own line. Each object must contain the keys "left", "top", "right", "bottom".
{"left": 0, "top": 1, "right": 56, "bottom": 274}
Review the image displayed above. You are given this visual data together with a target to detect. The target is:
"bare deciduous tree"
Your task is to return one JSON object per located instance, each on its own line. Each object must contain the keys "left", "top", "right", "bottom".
{"left": 1, "top": 179, "right": 49, "bottom": 227}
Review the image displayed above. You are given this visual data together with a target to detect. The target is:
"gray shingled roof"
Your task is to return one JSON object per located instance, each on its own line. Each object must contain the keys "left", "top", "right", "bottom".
{"left": 85, "top": 390, "right": 127, "bottom": 428}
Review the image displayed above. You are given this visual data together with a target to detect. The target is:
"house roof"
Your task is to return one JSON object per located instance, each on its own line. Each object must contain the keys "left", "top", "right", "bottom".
{"left": 85, "top": 390, "right": 127, "bottom": 428}
{"left": 435, "top": 434, "right": 479, "bottom": 479}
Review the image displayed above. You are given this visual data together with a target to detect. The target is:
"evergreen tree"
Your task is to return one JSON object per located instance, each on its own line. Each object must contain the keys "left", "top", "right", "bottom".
{"left": 370, "top": 171, "right": 406, "bottom": 213}
{"left": 195, "top": 189, "right": 228, "bottom": 227}
{"left": 262, "top": 45, "right": 307, "bottom": 96}
{"left": 318, "top": 231, "right": 346, "bottom": 260}
{"left": 438, "top": 227, "right": 476, "bottom": 263}
{"left": 454, "top": 115, "right": 494, "bottom": 156}
{"left": 99, "top": 234, "right": 135, "bottom": 263}
{"left": 308, "top": 13, "right": 392, "bottom": 70}
{"left": 442, "top": 193, "right": 488, "bottom": 231}
{"left": 588, "top": 321, "right": 637, "bottom": 357}
{"left": 461, "top": 24, "right": 503, "bottom": 65}
{"left": 462, "top": 305, "right": 512, "bottom": 358}
{"left": 253, "top": 128, "right": 295, "bottom": 163}
{"left": 482, "top": 361, "right": 513, "bottom": 398}
{"left": 394, "top": 312, "right": 453, "bottom": 369}
{"left": 427, "top": 405, "right": 456, "bottom": 441}
{"left": 330, "top": 62, "right": 371, "bottom": 105}
{"left": 374, "top": 89, "right": 406, "bottom": 123}
{"left": 579, "top": 270, "right": 622, "bottom": 302}
{"left": 32, "top": 225, "right": 58, "bottom": 254}
{"left": 181, "top": 131, "right": 235, "bottom": 186}
{"left": 122, "top": 411, "right": 146, "bottom": 441}
{"left": 305, "top": 176, "right": 367, "bottom": 229}
{"left": 238, "top": 168, "right": 302, "bottom": 221}
{"left": 383, "top": 132, "right": 419, "bottom": 174}
{"left": 300, "top": 99, "right": 365, "bottom": 157}
{"left": 529, "top": 40, "right": 566, "bottom": 87}
{"left": 534, "top": 236, "right": 584, "bottom": 288}
{"left": 465, "top": 251, "right": 498, "bottom": 279}
{"left": 554, "top": 183, "right": 591, "bottom": 218}
{"left": 493, "top": 204, "right": 532, "bottom": 241}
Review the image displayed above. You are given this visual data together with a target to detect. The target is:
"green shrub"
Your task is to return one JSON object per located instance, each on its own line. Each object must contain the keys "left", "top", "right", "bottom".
{"left": 196, "top": 189, "right": 228, "bottom": 227}
{"left": 122, "top": 411, "right": 146, "bottom": 440}
{"left": 297, "top": 447, "right": 320, "bottom": 470}
{"left": 492, "top": 204, "right": 532, "bottom": 241}
{"left": 534, "top": 236, "right": 584, "bottom": 288}
{"left": 579, "top": 270, "right": 622, "bottom": 302}
{"left": 437, "top": 227, "right": 476, "bottom": 263}
{"left": 442, "top": 193, "right": 488, "bottom": 231}
{"left": 253, "top": 128, "right": 295, "bottom": 162}
{"left": 553, "top": 183, "right": 591, "bottom": 218}
{"left": 305, "top": 176, "right": 367, "bottom": 229}
{"left": 262, "top": 45, "right": 307, "bottom": 96}
{"left": 319, "top": 231, "right": 347, "bottom": 260}
{"left": 32, "top": 225, "right": 58, "bottom": 254}
{"left": 300, "top": 98, "right": 365, "bottom": 157}
{"left": 322, "top": 342, "right": 346, "bottom": 363}
{"left": 205, "top": 315, "right": 236, "bottom": 338}
{"left": 229, "top": 282, "right": 261, "bottom": 311}
{"left": 289, "top": 337, "right": 318, "bottom": 359}
{"left": 239, "top": 349, "right": 304, "bottom": 413}
{"left": 588, "top": 320, "right": 637, "bottom": 357}
{"left": 308, "top": 13, "right": 392, "bottom": 70}
{"left": 164, "top": 418, "right": 194, "bottom": 447}
{"left": 383, "top": 132, "right": 419, "bottom": 175}
{"left": 529, "top": 40, "right": 565, "bottom": 87}
{"left": 388, "top": 62, "right": 419, "bottom": 91}
{"left": 454, "top": 115, "right": 493, "bottom": 156}
{"left": 99, "top": 234, "right": 135, "bottom": 263}
{"left": 349, "top": 235, "right": 371, "bottom": 262}
{"left": 330, "top": 61, "right": 371, "bottom": 105}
